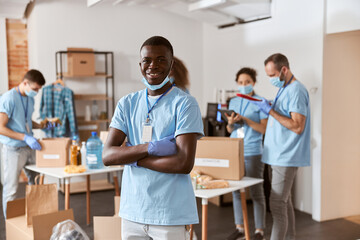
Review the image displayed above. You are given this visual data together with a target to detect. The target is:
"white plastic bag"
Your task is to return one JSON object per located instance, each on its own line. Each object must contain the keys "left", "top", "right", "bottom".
{"left": 50, "top": 219, "right": 90, "bottom": 240}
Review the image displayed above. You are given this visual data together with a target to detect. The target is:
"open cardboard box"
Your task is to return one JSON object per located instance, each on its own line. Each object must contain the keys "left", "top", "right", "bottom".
{"left": 36, "top": 138, "right": 71, "bottom": 167}
{"left": 194, "top": 137, "right": 245, "bottom": 180}
{"left": 6, "top": 198, "right": 74, "bottom": 240}
{"left": 93, "top": 196, "right": 121, "bottom": 240}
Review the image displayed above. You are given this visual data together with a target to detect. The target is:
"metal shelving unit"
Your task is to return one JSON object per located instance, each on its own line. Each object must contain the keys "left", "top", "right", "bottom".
{"left": 55, "top": 50, "right": 115, "bottom": 140}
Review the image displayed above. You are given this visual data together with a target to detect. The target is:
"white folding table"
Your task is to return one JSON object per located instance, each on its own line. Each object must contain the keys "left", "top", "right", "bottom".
{"left": 193, "top": 177, "right": 263, "bottom": 240}
{"left": 25, "top": 165, "right": 124, "bottom": 225}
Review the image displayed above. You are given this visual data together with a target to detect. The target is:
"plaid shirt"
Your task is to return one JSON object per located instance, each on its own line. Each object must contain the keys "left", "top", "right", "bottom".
{"left": 40, "top": 84, "right": 78, "bottom": 137}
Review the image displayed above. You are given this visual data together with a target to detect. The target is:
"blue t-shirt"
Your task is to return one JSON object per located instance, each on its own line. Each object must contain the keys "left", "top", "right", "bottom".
{"left": 110, "top": 86, "right": 204, "bottom": 225}
{"left": 0, "top": 88, "right": 34, "bottom": 147}
{"left": 228, "top": 94, "right": 268, "bottom": 156}
{"left": 262, "top": 80, "right": 311, "bottom": 167}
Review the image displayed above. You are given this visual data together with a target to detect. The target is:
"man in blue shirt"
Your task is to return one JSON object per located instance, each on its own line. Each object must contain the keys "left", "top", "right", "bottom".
{"left": 0, "top": 69, "right": 48, "bottom": 217}
{"left": 103, "top": 36, "right": 204, "bottom": 239}
{"left": 253, "top": 53, "right": 310, "bottom": 240}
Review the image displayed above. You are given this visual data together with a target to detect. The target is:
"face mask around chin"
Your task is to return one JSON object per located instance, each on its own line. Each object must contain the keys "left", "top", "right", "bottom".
{"left": 238, "top": 84, "right": 253, "bottom": 94}
{"left": 142, "top": 76, "right": 171, "bottom": 91}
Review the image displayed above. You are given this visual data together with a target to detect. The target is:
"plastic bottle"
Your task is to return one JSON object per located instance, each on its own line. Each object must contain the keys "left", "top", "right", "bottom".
{"left": 70, "top": 139, "right": 78, "bottom": 165}
{"left": 91, "top": 100, "right": 98, "bottom": 120}
{"left": 86, "top": 131, "right": 103, "bottom": 169}
{"left": 80, "top": 141, "right": 87, "bottom": 168}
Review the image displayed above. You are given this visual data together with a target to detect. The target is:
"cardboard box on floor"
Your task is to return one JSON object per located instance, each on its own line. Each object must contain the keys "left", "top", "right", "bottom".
{"left": 6, "top": 198, "right": 74, "bottom": 240}
{"left": 93, "top": 196, "right": 121, "bottom": 240}
{"left": 67, "top": 47, "right": 95, "bottom": 76}
{"left": 193, "top": 137, "right": 245, "bottom": 180}
{"left": 36, "top": 138, "right": 71, "bottom": 167}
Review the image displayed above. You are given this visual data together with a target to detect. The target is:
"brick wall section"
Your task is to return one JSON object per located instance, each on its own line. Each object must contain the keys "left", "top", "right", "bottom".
{"left": 6, "top": 19, "right": 28, "bottom": 90}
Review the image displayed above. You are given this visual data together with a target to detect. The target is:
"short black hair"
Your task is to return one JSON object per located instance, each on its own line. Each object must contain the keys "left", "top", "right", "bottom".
{"left": 23, "top": 69, "right": 46, "bottom": 86}
{"left": 264, "top": 53, "right": 290, "bottom": 71}
{"left": 235, "top": 67, "right": 257, "bottom": 83}
{"left": 140, "top": 36, "right": 174, "bottom": 57}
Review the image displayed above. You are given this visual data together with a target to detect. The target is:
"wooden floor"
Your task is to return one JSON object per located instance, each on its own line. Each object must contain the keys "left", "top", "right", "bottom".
{"left": 1, "top": 183, "right": 360, "bottom": 240}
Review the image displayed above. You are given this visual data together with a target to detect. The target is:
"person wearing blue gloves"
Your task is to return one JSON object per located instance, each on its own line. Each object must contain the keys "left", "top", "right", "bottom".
{"left": 102, "top": 36, "right": 204, "bottom": 239}
{"left": 225, "top": 67, "right": 268, "bottom": 240}
{"left": 0, "top": 69, "right": 51, "bottom": 217}
{"left": 252, "top": 54, "right": 311, "bottom": 240}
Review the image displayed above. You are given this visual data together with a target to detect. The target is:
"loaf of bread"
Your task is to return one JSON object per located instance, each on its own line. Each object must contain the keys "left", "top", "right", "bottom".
{"left": 64, "top": 165, "right": 86, "bottom": 174}
{"left": 199, "top": 180, "right": 229, "bottom": 189}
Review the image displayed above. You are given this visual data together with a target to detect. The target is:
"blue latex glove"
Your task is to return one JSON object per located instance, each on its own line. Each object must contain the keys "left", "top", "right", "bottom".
{"left": 24, "top": 135, "right": 42, "bottom": 150}
{"left": 125, "top": 142, "right": 138, "bottom": 167}
{"left": 148, "top": 135, "right": 177, "bottom": 157}
{"left": 45, "top": 122, "right": 56, "bottom": 130}
{"left": 253, "top": 98, "right": 272, "bottom": 115}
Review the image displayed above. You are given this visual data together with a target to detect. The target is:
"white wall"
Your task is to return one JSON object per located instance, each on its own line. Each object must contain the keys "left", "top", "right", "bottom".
{"left": 26, "top": 0, "right": 203, "bottom": 183}
{"left": 202, "top": 0, "right": 325, "bottom": 217}
{"left": 326, "top": 0, "right": 360, "bottom": 34}
{"left": 27, "top": 0, "right": 204, "bottom": 118}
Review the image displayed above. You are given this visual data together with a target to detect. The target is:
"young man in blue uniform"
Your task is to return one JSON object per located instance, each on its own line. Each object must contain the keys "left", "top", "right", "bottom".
{"left": 253, "top": 53, "right": 310, "bottom": 240}
{"left": 0, "top": 69, "right": 47, "bottom": 217}
{"left": 103, "top": 36, "right": 204, "bottom": 239}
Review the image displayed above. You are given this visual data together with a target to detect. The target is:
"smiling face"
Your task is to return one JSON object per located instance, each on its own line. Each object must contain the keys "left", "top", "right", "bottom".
{"left": 139, "top": 45, "right": 173, "bottom": 86}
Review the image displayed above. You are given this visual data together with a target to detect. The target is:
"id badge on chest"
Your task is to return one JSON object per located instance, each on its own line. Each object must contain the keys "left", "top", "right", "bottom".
{"left": 25, "top": 121, "right": 30, "bottom": 133}
{"left": 141, "top": 119, "right": 153, "bottom": 143}
{"left": 237, "top": 127, "right": 245, "bottom": 138}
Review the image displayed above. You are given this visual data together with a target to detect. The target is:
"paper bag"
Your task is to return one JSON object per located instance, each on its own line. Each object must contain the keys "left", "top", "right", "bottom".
{"left": 26, "top": 183, "right": 58, "bottom": 226}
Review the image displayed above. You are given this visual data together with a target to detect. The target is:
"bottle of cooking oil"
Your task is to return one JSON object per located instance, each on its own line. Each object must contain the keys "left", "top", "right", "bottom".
{"left": 70, "top": 138, "right": 79, "bottom": 165}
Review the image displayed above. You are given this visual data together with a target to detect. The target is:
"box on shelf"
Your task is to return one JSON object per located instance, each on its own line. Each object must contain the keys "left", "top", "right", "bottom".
{"left": 67, "top": 47, "right": 95, "bottom": 76}
{"left": 36, "top": 138, "right": 71, "bottom": 167}
{"left": 194, "top": 137, "right": 245, "bottom": 180}
{"left": 93, "top": 196, "right": 121, "bottom": 240}
{"left": 6, "top": 198, "right": 74, "bottom": 240}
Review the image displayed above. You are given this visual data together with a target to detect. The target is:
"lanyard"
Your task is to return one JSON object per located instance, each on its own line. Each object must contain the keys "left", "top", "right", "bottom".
{"left": 145, "top": 84, "right": 174, "bottom": 122}
{"left": 239, "top": 98, "right": 250, "bottom": 116}
{"left": 17, "top": 87, "right": 28, "bottom": 120}
{"left": 273, "top": 75, "right": 294, "bottom": 107}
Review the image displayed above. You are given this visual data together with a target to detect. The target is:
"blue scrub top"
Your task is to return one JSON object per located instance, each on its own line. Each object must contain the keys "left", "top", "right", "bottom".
{"left": 110, "top": 86, "right": 204, "bottom": 225}
{"left": 228, "top": 94, "right": 268, "bottom": 156}
{"left": 0, "top": 88, "right": 34, "bottom": 147}
{"left": 262, "top": 80, "right": 311, "bottom": 167}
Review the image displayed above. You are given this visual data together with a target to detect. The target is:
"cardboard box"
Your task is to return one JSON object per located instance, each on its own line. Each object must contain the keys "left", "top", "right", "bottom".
{"left": 6, "top": 198, "right": 74, "bottom": 240}
{"left": 36, "top": 138, "right": 71, "bottom": 167}
{"left": 93, "top": 196, "right": 121, "bottom": 240}
{"left": 67, "top": 48, "right": 95, "bottom": 76}
{"left": 194, "top": 137, "right": 245, "bottom": 180}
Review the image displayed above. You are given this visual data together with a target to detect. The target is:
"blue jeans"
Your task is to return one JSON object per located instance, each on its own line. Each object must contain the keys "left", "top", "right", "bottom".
{"left": 232, "top": 155, "right": 266, "bottom": 229}
{"left": 2, "top": 145, "right": 36, "bottom": 218}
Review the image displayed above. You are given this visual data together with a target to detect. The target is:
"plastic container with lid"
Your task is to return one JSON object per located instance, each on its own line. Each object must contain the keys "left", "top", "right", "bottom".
{"left": 70, "top": 137, "right": 79, "bottom": 166}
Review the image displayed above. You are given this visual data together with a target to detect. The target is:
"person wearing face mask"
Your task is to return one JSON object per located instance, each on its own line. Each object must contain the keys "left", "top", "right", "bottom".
{"left": 102, "top": 36, "right": 203, "bottom": 239}
{"left": 252, "top": 54, "right": 310, "bottom": 240}
{"left": 225, "top": 67, "right": 268, "bottom": 240}
{"left": 0, "top": 69, "right": 49, "bottom": 218}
